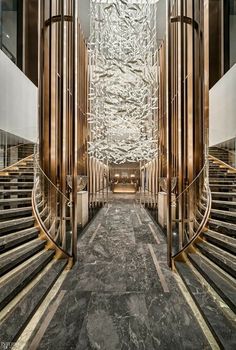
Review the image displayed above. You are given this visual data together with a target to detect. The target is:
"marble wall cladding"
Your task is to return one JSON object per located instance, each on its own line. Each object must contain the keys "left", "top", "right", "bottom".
{"left": 33, "top": 196, "right": 211, "bottom": 350}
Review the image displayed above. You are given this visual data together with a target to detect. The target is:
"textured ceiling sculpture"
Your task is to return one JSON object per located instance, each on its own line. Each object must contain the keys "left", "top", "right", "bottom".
{"left": 88, "top": 0, "right": 159, "bottom": 164}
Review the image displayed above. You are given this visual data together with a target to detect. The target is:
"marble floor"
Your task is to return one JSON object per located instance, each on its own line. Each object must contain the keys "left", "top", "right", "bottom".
{"left": 28, "top": 195, "right": 211, "bottom": 349}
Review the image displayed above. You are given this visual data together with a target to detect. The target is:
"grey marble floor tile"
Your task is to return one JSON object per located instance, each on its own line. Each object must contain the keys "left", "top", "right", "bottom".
{"left": 77, "top": 292, "right": 155, "bottom": 350}
{"left": 37, "top": 291, "right": 91, "bottom": 350}
{"left": 145, "top": 291, "right": 211, "bottom": 350}
{"left": 35, "top": 197, "right": 211, "bottom": 350}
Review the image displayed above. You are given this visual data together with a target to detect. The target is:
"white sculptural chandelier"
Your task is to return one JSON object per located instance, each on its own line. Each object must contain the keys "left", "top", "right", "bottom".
{"left": 88, "top": 0, "right": 159, "bottom": 164}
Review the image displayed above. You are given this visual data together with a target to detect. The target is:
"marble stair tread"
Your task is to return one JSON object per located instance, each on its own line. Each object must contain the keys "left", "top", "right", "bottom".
{"left": 0, "top": 216, "right": 35, "bottom": 236}
{"left": 175, "top": 261, "right": 236, "bottom": 349}
{"left": 0, "top": 239, "right": 46, "bottom": 276}
{"left": 187, "top": 253, "right": 236, "bottom": 313}
{"left": 209, "top": 169, "right": 228, "bottom": 172}
{"left": 208, "top": 218, "right": 236, "bottom": 236}
{"left": 210, "top": 185, "right": 236, "bottom": 191}
{"left": 0, "top": 197, "right": 32, "bottom": 206}
{"left": 0, "top": 170, "right": 33, "bottom": 174}
{"left": 0, "top": 250, "right": 54, "bottom": 311}
{"left": 0, "top": 189, "right": 32, "bottom": 195}
{"left": 211, "top": 191, "right": 236, "bottom": 197}
{"left": 203, "top": 229, "right": 236, "bottom": 255}
{"left": 195, "top": 241, "right": 236, "bottom": 278}
{"left": 210, "top": 175, "right": 236, "bottom": 178}
{"left": 0, "top": 226, "right": 40, "bottom": 253}
{"left": 0, "top": 259, "right": 67, "bottom": 343}
{"left": 0, "top": 181, "right": 34, "bottom": 187}
{"left": 209, "top": 179, "right": 236, "bottom": 183}
{"left": 15, "top": 167, "right": 34, "bottom": 170}
{"left": 0, "top": 175, "right": 34, "bottom": 180}
{"left": 212, "top": 200, "right": 236, "bottom": 209}
{"left": 210, "top": 208, "right": 236, "bottom": 222}
{"left": 0, "top": 206, "right": 32, "bottom": 220}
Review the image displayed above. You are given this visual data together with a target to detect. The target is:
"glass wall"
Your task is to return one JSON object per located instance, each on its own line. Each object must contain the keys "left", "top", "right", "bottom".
{"left": 0, "top": 129, "right": 33, "bottom": 169}
{"left": 0, "top": 0, "right": 22, "bottom": 66}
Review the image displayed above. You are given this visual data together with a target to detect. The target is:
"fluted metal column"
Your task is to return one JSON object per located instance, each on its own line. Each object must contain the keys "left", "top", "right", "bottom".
{"left": 38, "top": 0, "right": 78, "bottom": 261}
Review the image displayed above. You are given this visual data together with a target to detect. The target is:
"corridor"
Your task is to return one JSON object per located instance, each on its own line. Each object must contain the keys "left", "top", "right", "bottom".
{"left": 27, "top": 196, "right": 210, "bottom": 350}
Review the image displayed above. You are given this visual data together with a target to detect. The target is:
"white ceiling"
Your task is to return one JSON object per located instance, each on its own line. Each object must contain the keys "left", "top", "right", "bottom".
{"left": 78, "top": 0, "right": 166, "bottom": 43}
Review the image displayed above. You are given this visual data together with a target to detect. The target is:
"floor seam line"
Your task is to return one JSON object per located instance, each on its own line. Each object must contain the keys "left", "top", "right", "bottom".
{"left": 28, "top": 290, "right": 66, "bottom": 349}
{"left": 148, "top": 223, "right": 160, "bottom": 244}
{"left": 148, "top": 243, "right": 169, "bottom": 293}
{"left": 89, "top": 223, "right": 101, "bottom": 244}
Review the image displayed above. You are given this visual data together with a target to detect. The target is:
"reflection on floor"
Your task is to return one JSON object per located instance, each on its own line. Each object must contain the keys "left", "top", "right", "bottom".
{"left": 27, "top": 195, "right": 211, "bottom": 349}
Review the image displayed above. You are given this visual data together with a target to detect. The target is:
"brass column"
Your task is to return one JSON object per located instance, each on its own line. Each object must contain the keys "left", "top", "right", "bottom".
{"left": 38, "top": 0, "right": 79, "bottom": 261}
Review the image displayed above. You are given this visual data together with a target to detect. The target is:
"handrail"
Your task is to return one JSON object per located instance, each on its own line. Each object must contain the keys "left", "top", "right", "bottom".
{"left": 170, "top": 154, "right": 211, "bottom": 262}
{"left": 35, "top": 157, "right": 71, "bottom": 204}
{"left": 32, "top": 178, "right": 72, "bottom": 262}
{"left": 210, "top": 146, "right": 236, "bottom": 169}
{"left": 209, "top": 154, "right": 236, "bottom": 172}
{"left": 32, "top": 150, "right": 73, "bottom": 266}
{"left": 0, "top": 142, "right": 35, "bottom": 171}
{"left": 0, "top": 154, "right": 33, "bottom": 172}
{"left": 172, "top": 161, "right": 207, "bottom": 204}
{"left": 6, "top": 143, "right": 25, "bottom": 151}
{"left": 211, "top": 145, "right": 236, "bottom": 158}
{"left": 172, "top": 178, "right": 212, "bottom": 261}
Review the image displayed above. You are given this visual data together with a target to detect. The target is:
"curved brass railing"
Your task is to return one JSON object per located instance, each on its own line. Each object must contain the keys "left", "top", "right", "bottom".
{"left": 210, "top": 145, "right": 236, "bottom": 169}
{"left": 170, "top": 155, "right": 212, "bottom": 264}
{"left": 137, "top": 150, "right": 212, "bottom": 265}
{"left": 32, "top": 153, "right": 73, "bottom": 267}
{"left": 0, "top": 143, "right": 34, "bottom": 171}
{"left": 209, "top": 154, "right": 236, "bottom": 173}
{"left": 172, "top": 173, "right": 212, "bottom": 262}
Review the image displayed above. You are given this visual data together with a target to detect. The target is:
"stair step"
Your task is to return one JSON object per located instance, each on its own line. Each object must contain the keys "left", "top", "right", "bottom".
{"left": 0, "top": 174, "right": 34, "bottom": 179}
{"left": 188, "top": 252, "right": 236, "bottom": 313}
{"left": 209, "top": 168, "right": 228, "bottom": 171}
{"left": 210, "top": 174, "right": 236, "bottom": 178}
{"left": 0, "top": 217, "right": 34, "bottom": 236}
{"left": 210, "top": 184, "right": 236, "bottom": 189}
{"left": 15, "top": 167, "right": 34, "bottom": 171}
{"left": 212, "top": 200, "right": 236, "bottom": 209}
{"left": 0, "top": 206, "right": 32, "bottom": 220}
{"left": 0, "top": 182, "right": 34, "bottom": 188}
{"left": 210, "top": 208, "right": 236, "bottom": 223}
{"left": 211, "top": 191, "right": 236, "bottom": 198}
{"left": 0, "top": 250, "right": 54, "bottom": 311}
{"left": 208, "top": 218, "right": 236, "bottom": 236}
{"left": 209, "top": 179, "right": 236, "bottom": 183}
{"left": 175, "top": 261, "right": 236, "bottom": 349}
{"left": 203, "top": 229, "right": 236, "bottom": 255}
{"left": 196, "top": 241, "right": 236, "bottom": 278}
{"left": 0, "top": 197, "right": 32, "bottom": 207}
{"left": 0, "top": 259, "right": 67, "bottom": 343}
{"left": 0, "top": 189, "right": 32, "bottom": 196}
{"left": 0, "top": 227, "right": 40, "bottom": 253}
{"left": 0, "top": 239, "right": 46, "bottom": 276}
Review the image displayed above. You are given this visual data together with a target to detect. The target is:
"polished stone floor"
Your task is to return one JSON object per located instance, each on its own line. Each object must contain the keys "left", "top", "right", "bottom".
{"left": 29, "top": 195, "right": 211, "bottom": 349}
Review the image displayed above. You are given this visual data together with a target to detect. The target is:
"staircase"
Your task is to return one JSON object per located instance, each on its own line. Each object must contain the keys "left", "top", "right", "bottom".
{"left": 174, "top": 147, "right": 236, "bottom": 349}
{"left": 0, "top": 155, "right": 68, "bottom": 344}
